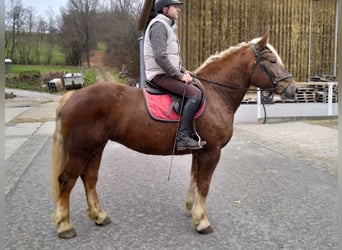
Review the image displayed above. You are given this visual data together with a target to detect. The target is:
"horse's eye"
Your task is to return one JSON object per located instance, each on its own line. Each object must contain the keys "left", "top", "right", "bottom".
{"left": 270, "top": 59, "right": 277, "bottom": 64}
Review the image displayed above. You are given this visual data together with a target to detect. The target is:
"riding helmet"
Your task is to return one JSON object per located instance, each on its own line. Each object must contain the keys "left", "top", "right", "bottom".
{"left": 155, "top": 0, "right": 183, "bottom": 13}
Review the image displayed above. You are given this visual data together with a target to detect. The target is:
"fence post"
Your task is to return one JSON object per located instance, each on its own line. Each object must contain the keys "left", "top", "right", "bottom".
{"left": 257, "top": 88, "right": 262, "bottom": 123}
{"left": 328, "top": 82, "right": 334, "bottom": 115}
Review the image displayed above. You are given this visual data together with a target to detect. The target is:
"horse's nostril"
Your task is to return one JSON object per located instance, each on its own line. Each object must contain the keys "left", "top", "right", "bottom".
{"left": 295, "top": 87, "right": 299, "bottom": 94}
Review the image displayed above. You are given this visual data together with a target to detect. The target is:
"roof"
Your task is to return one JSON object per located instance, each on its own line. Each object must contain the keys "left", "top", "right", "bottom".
{"left": 138, "top": 0, "right": 156, "bottom": 32}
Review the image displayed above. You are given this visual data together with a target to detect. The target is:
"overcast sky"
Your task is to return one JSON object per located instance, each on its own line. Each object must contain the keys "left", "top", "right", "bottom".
{"left": 21, "top": 0, "right": 68, "bottom": 18}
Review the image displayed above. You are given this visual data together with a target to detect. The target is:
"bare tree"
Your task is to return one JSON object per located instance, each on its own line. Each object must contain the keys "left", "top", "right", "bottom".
{"left": 100, "top": 0, "right": 143, "bottom": 77}
{"left": 60, "top": 0, "right": 99, "bottom": 67}
{"left": 44, "top": 15, "right": 59, "bottom": 64}
{"left": 25, "top": 7, "right": 35, "bottom": 33}
{"left": 58, "top": 9, "right": 82, "bottom": 65}
{"left": 37, "top": 17, "right": 48, "bottom": 40}
{"left": 5, "top": 0, "right": 144, "bottom": 70}
{"left": 6, "top": 0, "right": 26, "bottom": 59}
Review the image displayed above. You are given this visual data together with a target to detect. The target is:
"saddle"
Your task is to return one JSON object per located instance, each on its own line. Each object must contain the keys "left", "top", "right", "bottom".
{"left": 143, "top": 79, "right": 206, "bottom": 122}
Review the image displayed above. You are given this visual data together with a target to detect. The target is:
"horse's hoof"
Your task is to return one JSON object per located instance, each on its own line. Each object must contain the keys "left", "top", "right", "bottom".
{"left": 58, "top": 228, "right": 77, "bottom": 239}
{"left": 96, "top": 216, "right": 112, "bottom": 226}
{"left": 198, "top": 225, "right": 214, "bottom": 234}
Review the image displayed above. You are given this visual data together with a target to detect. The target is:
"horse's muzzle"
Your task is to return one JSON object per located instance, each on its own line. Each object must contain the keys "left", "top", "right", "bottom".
{"left": 281, "top": 84, "right": 298, "bottom": 100}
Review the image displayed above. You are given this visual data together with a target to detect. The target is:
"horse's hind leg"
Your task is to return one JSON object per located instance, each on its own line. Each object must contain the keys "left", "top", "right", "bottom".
{"left": 189, "top": 149, "right": 221, "bottom": 234}
{"left": 54, "top": 157, "right": 84, "bottom": 239}
{"left": 81, "top": 147, "right": 111, "bottom": 226}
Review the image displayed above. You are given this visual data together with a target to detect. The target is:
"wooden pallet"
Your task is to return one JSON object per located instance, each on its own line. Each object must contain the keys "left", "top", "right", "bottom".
{"left": 315, "top": 91, "right": 338, "bottom": 103}
{"left": 295, "top": 82, "right": 338, "bottom": 103}
{"left": 295, "top": 87, "right": 316, "bottom": 103}
{"left": 309, "top": 84, "right": 338, "bottom": 103}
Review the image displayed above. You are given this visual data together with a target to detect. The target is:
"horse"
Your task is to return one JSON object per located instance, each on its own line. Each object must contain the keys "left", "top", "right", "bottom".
{"left": 51, "top": 32, "right": 297, "bottom": 238}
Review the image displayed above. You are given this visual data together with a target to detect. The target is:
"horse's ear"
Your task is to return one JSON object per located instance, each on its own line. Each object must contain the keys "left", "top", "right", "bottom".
{"left": 255, "top": 32, "right": 269, "bottom": 50}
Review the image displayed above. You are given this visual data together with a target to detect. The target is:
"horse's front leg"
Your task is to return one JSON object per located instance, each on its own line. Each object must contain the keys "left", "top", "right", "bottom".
{"left": 185, "top": 155, "right": 197, "bottom": 214}
{"left": 189, "top": 149, "right": 221, "bottom": 234}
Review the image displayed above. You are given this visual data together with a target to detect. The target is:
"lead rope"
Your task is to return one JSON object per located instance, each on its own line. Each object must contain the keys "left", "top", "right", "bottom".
{"left": 168, "top": 83, "right": 188, "bottom": 181}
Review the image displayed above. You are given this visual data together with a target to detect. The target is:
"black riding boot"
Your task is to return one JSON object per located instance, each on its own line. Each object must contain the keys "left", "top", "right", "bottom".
{"left": 176, "top": 96, "right": 202, "bottom": 150}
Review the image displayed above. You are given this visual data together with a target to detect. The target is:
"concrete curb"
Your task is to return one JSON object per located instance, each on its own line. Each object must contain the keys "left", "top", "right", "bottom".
{"left": 257, "top": 115, "right": 338, "bottom": 124}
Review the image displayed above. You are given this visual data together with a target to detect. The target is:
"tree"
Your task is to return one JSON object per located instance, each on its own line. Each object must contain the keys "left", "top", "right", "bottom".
{"left": 5, "top": 0, "right": 26, "bottom": 59}
{"left": 44, "top": 15, "right": 59, "bottom": 64}
{"left": 5, "top": 0, "right": 42, "bottom": 64}
{"left": 25, "top": 6, "right": 35, "bottom": 33}
{"left": 99, "top": 0, "right": 143, "bottom": 77}
{"left": 59, "top": 0, "right": 99, "bottom": 67}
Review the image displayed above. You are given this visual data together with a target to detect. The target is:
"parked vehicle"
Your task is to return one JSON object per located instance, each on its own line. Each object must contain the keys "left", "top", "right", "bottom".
{"left": 47, "top": 78, "right": 63, "bottom": 92}
{"left": 64, "top": 73, "right": 84, "bottom": 90}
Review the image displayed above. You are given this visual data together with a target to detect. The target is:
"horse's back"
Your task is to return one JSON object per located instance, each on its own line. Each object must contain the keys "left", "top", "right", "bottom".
{"left": 62, "top": 82, "right": 140, "bottom": 117}
{"left": 59, "top": 82, "right": 143, "bottom": 151}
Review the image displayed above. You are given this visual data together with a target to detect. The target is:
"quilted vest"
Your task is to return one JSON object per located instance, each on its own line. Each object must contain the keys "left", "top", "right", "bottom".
{"left": 144, "top": 14, "right": 182, "bottom": 81}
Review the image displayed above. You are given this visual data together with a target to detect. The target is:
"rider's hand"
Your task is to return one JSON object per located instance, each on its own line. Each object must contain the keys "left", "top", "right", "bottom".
{"left": 181, "top": 72, "right": 193, "bottom": 84}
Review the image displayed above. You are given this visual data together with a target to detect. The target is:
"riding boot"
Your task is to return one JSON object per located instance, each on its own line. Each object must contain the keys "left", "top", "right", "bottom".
{"left": 176, "top": 96, "right": 202, "bottom": 150}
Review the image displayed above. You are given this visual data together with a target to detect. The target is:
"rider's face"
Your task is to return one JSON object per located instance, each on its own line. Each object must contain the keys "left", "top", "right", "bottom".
{"left": 164, "top": 4, "right": 181, "bottom": 20}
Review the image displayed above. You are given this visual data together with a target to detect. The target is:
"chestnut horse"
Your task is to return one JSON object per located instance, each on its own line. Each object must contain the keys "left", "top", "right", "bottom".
{"left": 51, "top": 33, "right": 297, "bottom": 238}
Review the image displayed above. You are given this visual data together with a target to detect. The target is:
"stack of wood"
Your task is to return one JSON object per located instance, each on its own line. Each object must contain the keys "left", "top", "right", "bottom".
{"left": 295, "top": 82, "right": 338, "bottom": 103}
{"left": 309, "top": 83, "right": 338, "bottom": 103}
{"left": 294, "top": 83, "right": 316, "bottom": 103}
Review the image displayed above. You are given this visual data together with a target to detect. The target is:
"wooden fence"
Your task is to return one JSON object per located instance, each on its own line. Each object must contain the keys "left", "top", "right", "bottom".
{"left": 177, "top": 0, "right": 337, "bottom": 82}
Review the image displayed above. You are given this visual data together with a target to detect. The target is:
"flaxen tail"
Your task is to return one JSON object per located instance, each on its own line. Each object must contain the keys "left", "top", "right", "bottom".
{"left": 51, "top": 91, "right": 74, "bottom": 202}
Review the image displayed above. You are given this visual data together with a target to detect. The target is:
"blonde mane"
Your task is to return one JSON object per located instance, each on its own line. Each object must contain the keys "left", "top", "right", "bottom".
{"left": 194, "top": 37, "right": 283, "bottom": 73}
{"left": 194, "top": 42, "right": 247, "bottom": 73}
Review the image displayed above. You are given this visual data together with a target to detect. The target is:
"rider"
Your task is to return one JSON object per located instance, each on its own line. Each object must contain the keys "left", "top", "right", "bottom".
{"left": 144, "top": 0, "right": 203, "bottom": 151}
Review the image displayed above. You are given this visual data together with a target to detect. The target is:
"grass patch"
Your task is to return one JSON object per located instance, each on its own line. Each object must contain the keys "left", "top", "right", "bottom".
{"left": 83, "top": 69, "right": 96, "bottom": 86}
{"left": 11, "top": 65, "right": 82, "bottom": 75}
{"left": 109, "top": 67, "right": 127, "bottom": 84}
{"left": 96, "top": 42, "right": 107, "bottom": 51}
{"left": 6, "top": 65, "right": 96, "bottom": 91}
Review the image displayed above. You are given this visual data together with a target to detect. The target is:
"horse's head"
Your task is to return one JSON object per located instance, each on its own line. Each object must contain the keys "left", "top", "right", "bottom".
{"left": 248, "top": 32, "right": 298, "bottom": 100}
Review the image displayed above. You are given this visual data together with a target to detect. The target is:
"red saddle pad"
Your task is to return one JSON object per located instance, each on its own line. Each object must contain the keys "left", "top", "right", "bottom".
{"left": 143, "top": 89, "right": 205, "bottom": 122}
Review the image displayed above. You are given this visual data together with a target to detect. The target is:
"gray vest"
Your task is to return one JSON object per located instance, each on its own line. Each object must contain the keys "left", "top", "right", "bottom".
{"left": 144, "top": 14, "right": 182, "bottom": 81}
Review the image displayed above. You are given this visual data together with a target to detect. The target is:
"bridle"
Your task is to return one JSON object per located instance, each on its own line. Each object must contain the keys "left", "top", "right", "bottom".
{"left": 191, "top": 44, "right": 294, "bottom": 97}
{"left": 250, "top": 44, "right": 293, "bottom": 87}
{"left": 249, "top": 44, "right": 293, "bottom": 101}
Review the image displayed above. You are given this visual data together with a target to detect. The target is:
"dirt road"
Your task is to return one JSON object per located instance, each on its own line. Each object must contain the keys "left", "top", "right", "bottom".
{"left": 89, "top": 50, "right": 117, "bottom": 82}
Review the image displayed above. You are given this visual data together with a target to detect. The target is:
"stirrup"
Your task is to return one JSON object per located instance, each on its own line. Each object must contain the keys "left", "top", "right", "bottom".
{"left": 194, "top": 131, "right": 206, "bottom": 148}
{"left": 176, "top": 135, "right": 206, "bottom": 151}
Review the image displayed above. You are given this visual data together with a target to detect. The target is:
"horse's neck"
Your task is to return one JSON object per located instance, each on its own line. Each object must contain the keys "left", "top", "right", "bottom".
{"left": 200, "top": 60, "right": 251, "bottom": 112}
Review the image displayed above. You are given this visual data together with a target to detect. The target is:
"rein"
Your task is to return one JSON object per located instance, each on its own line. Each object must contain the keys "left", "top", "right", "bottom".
{"left": 190, "top": 44, "right": 293, "bottom": 94}
{"left": 190, "top": 72, "right": 256, "bottom": 91}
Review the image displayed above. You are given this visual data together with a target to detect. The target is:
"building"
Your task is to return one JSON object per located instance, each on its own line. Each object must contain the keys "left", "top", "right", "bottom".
{"left": 139, "top": 0, "right": 338, "bottom": 82}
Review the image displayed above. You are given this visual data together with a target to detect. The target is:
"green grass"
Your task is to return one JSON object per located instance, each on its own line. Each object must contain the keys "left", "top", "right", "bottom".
{"left": 11, "top": 65, "right": 82, "bottom": 75}
{"left": 96, "top": 42, "right": 107, "bottom": 51}
{"left": 6, "top": 38, "right": 66, "bottom": 65}
{"left": 49, "top": 47, "right": 67, "bottom": 65}
{"left": 6, "top": 65, "right": 96, "bottom": 91}
{"left": 82, "top": 69, "right": 96, "bottom": 86}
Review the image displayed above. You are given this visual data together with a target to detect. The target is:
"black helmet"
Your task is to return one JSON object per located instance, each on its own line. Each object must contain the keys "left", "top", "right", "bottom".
{"left": 155, "top": 0, "right": 183, "bottom": 13}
